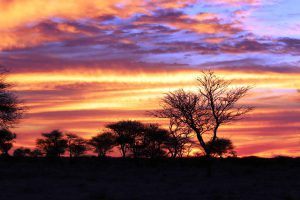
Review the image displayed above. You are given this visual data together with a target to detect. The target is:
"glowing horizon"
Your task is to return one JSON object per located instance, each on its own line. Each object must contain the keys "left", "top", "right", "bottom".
{"left": 1, "top": 0, "right": 299, "bottom": 157}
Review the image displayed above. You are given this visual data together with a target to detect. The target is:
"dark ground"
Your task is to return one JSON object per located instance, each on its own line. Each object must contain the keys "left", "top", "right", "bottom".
{"left": 0, "top": 157, "right": 299, "bottom": 200}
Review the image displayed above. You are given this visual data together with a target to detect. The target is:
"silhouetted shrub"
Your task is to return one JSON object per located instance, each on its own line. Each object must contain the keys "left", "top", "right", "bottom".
{"left": 29, "top": 148, "right": 43, "bottom": 157}
{"left": 13, "top": 147, "right": 31, "bottom": 157}
{"left": 0, "top": 128, "right": 16, "bottom": 156}
{"left": 66, "top": 133, "right": 88, "bottom": 157}
{"left": 89, "top": 132, "right": 116, "bottom": 157}
{"left": 36, "top": 130, "right": 67, "bottom": 157}
{"left": 206, "top": 138, "right": 236, "bottom": 158}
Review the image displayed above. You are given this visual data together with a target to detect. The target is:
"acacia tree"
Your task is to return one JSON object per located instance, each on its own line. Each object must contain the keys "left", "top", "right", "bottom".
{"left": 0, "top": 67, "right": 23, "bottom": 156}
{"left": 154, "top": 71, "right": 252, "bottom": 157}
{"left": 13, "top": 147, "right": 31, "bottom": 157}
{"left": 36, "top": 130, "right": 68, "bottom": 157}
{"left": 142, "top": 124, "right": 169, "bottom": 159}
{"left": 106, "top": 120, "right": 144, "bottom": 158}
{"left": 29, "top": 149, "right": 43, "bottom": 157}
{"left": 66, "top": 133, "right": 87, "bottom": 157}
{"left": 89, "top": 132, "right": 116, "bottom": 157}
{"left": 0, "top": 129, "right": 16, "bottom": 156}
{"left": 0, "top": 67, "right": 24, "bottom": 129}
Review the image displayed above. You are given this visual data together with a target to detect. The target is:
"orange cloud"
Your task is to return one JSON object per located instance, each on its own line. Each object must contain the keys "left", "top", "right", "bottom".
{"left": 0, "top": 0, "right": 200, "bottom": 31}
{"left": 0, "top": 0, "right": 147, "bottom": 30}
{"left": 0, "top": 0, "right": 208, "bottom": 50}
{"left": 0, "top": 25, "right": 57, "bottom": 50}
{"left": 0, "top": 19, "right": 99, "bottom": 50}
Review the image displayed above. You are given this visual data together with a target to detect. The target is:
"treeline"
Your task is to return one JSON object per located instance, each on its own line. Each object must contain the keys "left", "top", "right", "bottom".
{"left": 1, "top": 121, "right": 236, "bottom": 158}
{"left": 0, "top": 68, "right": 252, "bottom": 159}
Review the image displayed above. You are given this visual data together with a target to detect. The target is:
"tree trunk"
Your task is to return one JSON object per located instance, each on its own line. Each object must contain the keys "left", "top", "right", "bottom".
{"left": 195, "top": 131, "right": 210, "bottom": 156}
{"left": 212, "top": 123, "right": 219, "bottom": 144}
{"left": 121, "top": 145, "right": 126, "bottom": 158}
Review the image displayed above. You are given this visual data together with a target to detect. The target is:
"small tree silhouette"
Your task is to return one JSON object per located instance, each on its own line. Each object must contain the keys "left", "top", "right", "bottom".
{"left": 13, "top": 147, "right": 31, "bottom": 157}
{"left": 0, "top": 129, "right": 16, "bottom": 156}
{"left": 206, "top": 138, "right": 236, "bottom": 158}
{"left": 36, "top": 130, "right": 67, "bottom": 157}
{"left": 0, "top": 67, "right": 24, "bottom": 129}
{"left": 142, "top": 124, "right": 169, "bottom": 159}
{"left": 106, "top": 120, "right": 144, "bottom": 158}
{"left": 29, "top": 148, "right": 43, "bottom": 157}
{"left": 89, "top": 132, "right": 116, "bottom": 157}
{"left": 66, "top": 133, "right": 87, "bottom": 157}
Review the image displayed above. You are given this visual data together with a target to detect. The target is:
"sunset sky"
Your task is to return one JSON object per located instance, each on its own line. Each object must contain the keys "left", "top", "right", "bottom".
{"left": 0, "top": 0, "right": 299, "bottom": 157}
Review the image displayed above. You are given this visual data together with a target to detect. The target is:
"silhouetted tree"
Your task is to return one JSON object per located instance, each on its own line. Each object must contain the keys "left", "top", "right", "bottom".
{"left": 106, "top": 120, "right": 144, "bottom": 158}
{"left": 0, "top": 67, "right": 24, "bottom": 129}
{"left": 36, "top": 130, "right": 67, "bottom": 157}
{"left": 0, "top": 129, "right": 16, "bottom": 156}
{"left": 142, "top": 124, "right": 169, "bottom": 159}
{"left": 13, "top": 147, "right": 31, "bottom": 157}
{"left": 197, "top": 71, "right": 252, "bottom": 156}
{"left": 154, "top": 71, "right": 252, "bottom": 157}
{"left": 29, "top": 148, "right": 43, "bottom": 157}
{"left": 66, "top": 133, "right": 87, "bottom": 157}
{"left": 89, "top": 132, "right": 116, "bottom": 157}
{"left": 164, "top": 119, "right": 194, "bottom": 158}
{"left": 153, "top": 89, "right": 211, "bottom": 156}
{"left": 206, "top": 138, "right": 236, "bottom": 158}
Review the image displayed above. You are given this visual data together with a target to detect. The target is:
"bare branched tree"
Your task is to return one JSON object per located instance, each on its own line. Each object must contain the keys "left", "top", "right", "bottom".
{"left": 153, "top": 71, "right": 253, "bottom": 157}
{"left": 197, "top": 71, "right": 253, "bottom": 156}
{"left": 152, "top": 89, "right": 212, "bottom": 156}
{"left": 165, "top": 118, "right": 194, "bottom": 158}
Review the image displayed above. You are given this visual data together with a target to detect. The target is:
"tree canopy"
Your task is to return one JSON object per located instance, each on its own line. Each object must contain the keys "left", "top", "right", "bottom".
{"left": 36, "top": 130, "right": 68, "bottom": 157}
{"left": 0, "top": 129, "right": 16, "bottom": 156}
{"left": 0, "top": 67, "right": 24, "bottom": 129}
